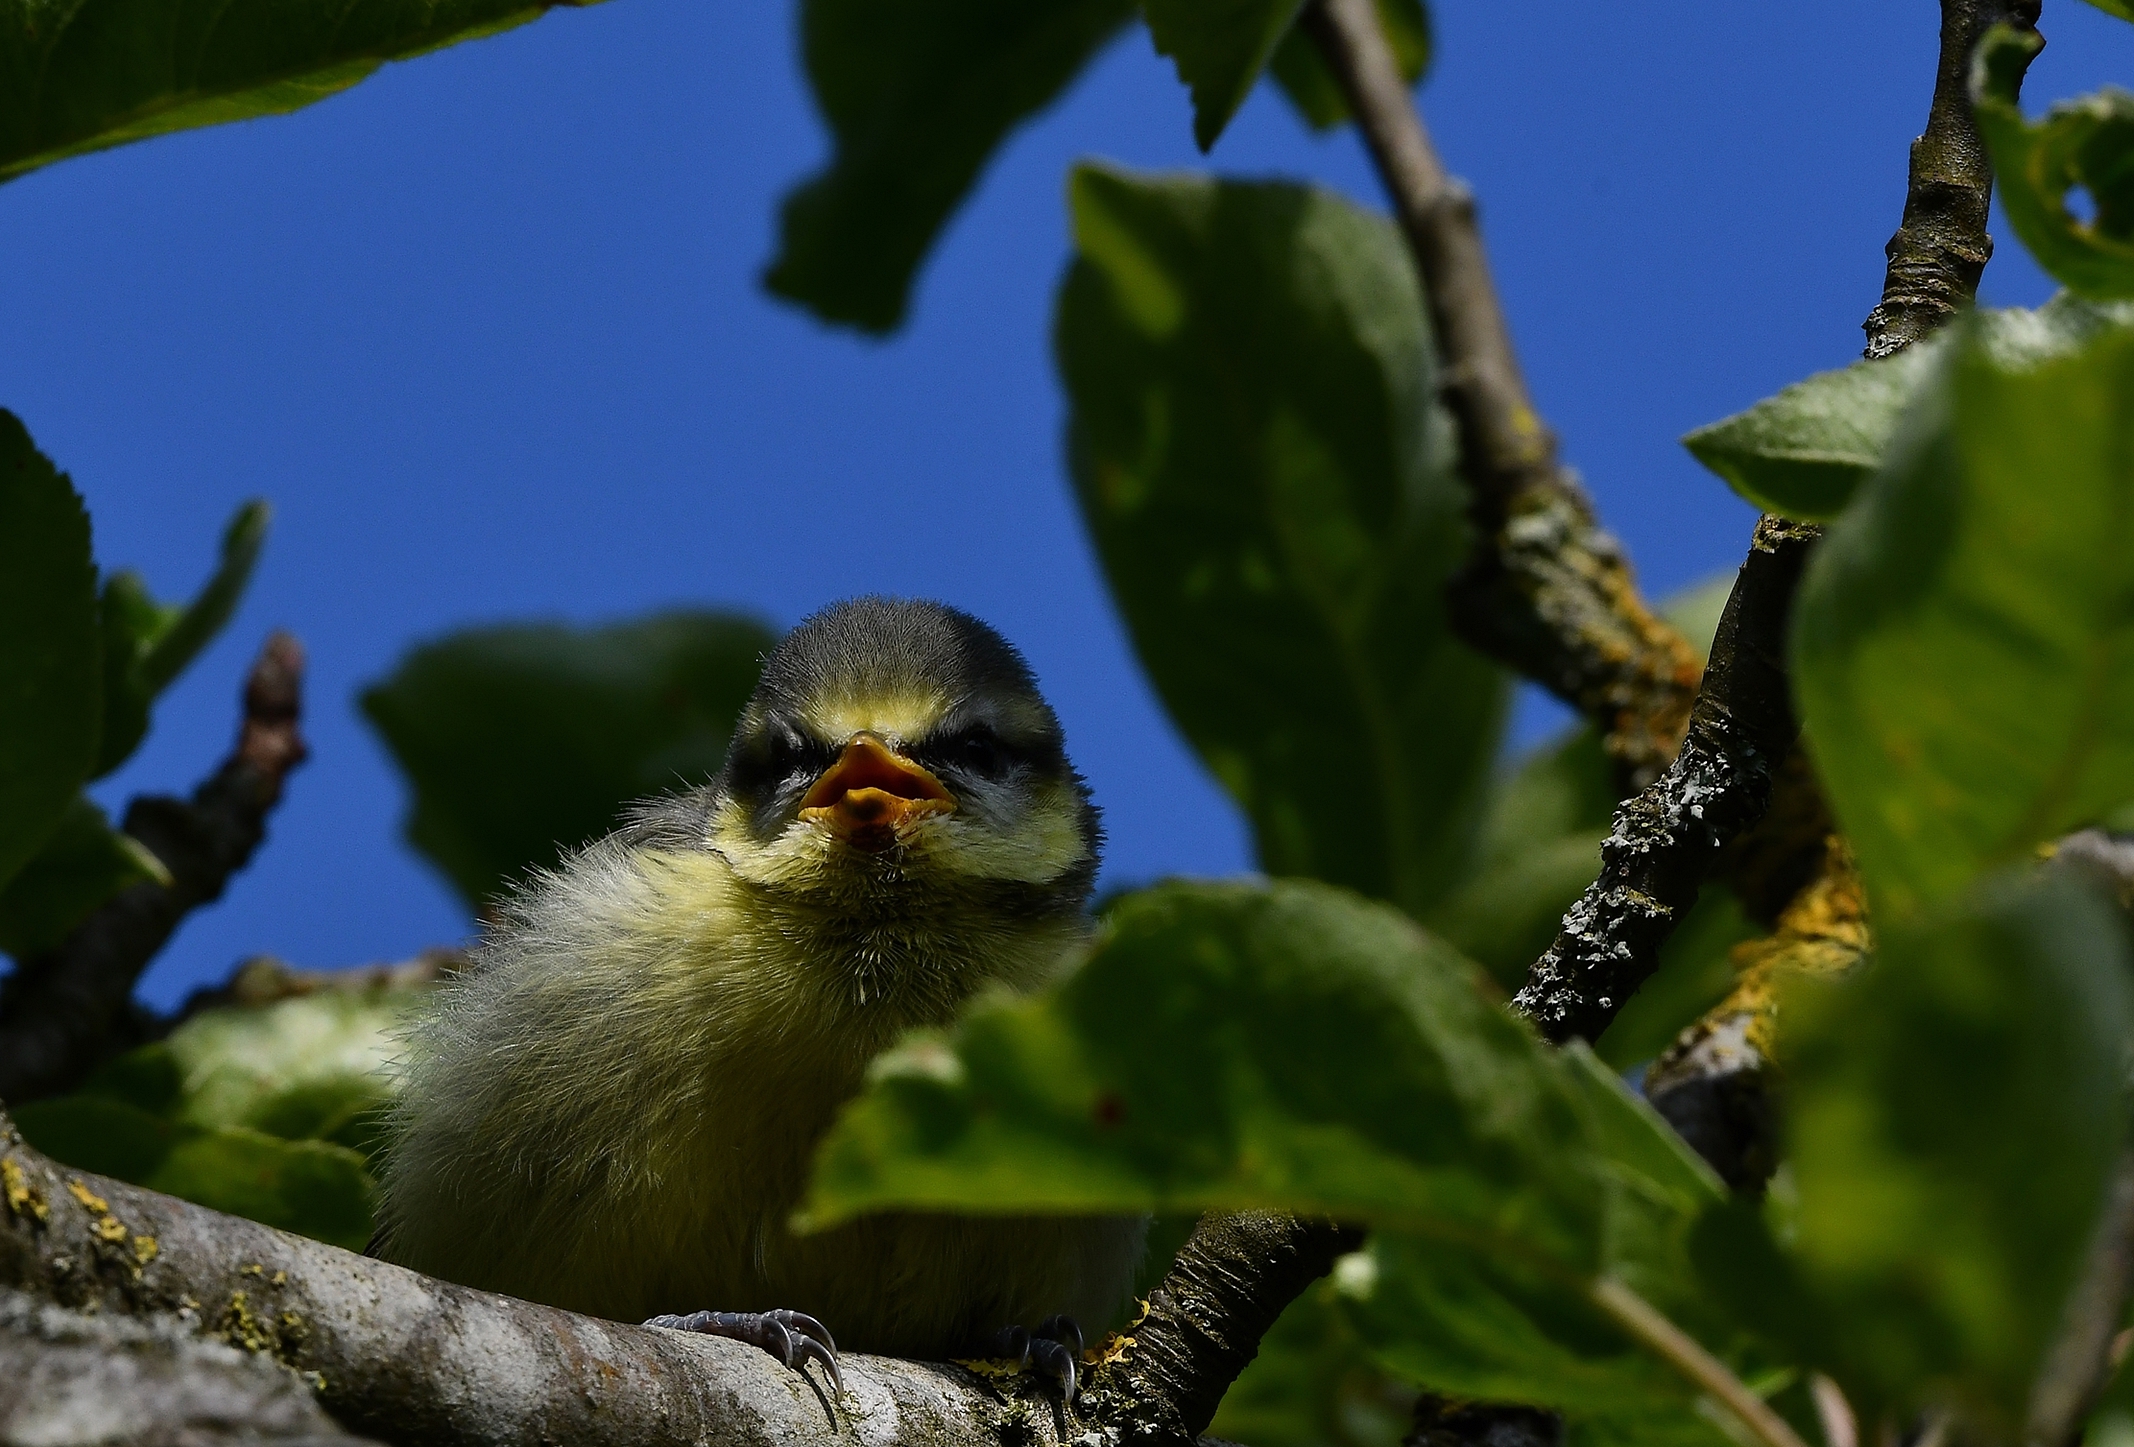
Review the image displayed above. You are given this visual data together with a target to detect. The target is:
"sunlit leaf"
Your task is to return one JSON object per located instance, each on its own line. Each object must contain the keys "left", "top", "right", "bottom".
{"left": 1975, "top": 25, "right": 2134, "bottom": 299}
{"left": 1792, "top": 308, "right": 2134, "bottom": 917}
{"left": 1682, "top": 296, "right": 2134, "bottom": 520}
{"left": 0, "top": 0, "right": 605, "bottom": 185}
{"left": 362, "top": 609, "right": 774, "bottom": 908}
{"left": 1058, "top": 165, "right": 1505, "bottom": 917}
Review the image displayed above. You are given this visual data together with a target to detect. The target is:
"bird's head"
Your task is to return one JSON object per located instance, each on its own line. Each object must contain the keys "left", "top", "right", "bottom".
{"left": 705, "top": 598, "right": 1100, "bottom": 917}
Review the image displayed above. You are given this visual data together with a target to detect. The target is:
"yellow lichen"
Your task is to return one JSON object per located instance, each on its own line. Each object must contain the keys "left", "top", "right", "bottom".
{"left": 950, "top": 1357, "right": 1029, "bottom": 1380}
{"left": 220, "top": 1290, "right": 276, "bottom": 1354}
{"left": 132, "top": 1235, "right": 160, "bottom": 1265}
{"left": 271, "top": 1270, "right": 287, "bottom": 1286}
{"left": 2, "top": 1158, "right": 48, "bottom": 1222}
{"left": 65, "top": 1179, "right": 109, "bottom": 1214}
{"left": 93, "top": 1216, "right": 128, "bottom": 1244}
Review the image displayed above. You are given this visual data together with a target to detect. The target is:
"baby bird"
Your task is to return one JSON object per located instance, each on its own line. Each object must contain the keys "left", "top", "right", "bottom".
{"left": 373, "top": 597, "right": 1144, "bottom": 1393}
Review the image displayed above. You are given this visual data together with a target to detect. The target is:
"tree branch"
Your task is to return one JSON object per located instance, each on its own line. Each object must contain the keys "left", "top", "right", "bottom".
{"left": 1086, "top": 1214, "right": 1365, "bottom": 1444}
{"left": 1863, "top": 0, "right": 2043, "bottom": 358}
{"left": 1513, "top": 517, "right": 1817, "bottom": 1044}
{"left": 2026, "top": 1148, "right": 2134, "bottom": 1447}
{"left": 0, "top": 633, "right": 308, "bottom": 1105}
{"left": 0, "top": 1105, "right": 1270, "bottom": 1447}
{"left": 1301, "top": 0, "right": 1700, "bottom": 793}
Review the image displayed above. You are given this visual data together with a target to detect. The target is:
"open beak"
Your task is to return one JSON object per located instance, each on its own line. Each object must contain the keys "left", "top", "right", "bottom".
{"left": 799, "top": 732, "right": 956, "bottom": 851}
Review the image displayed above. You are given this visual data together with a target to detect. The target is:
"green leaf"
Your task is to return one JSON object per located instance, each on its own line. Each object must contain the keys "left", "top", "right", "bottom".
{"left": 811, "top": 878, "right": 1691, "bottom": 1262}
{"left": 362, "top": 609, "right": 775, "bottom": 908}
{"left": 1058, "top": 165, "right": 1505, "bottom": 917}
{"left": 93, "top": 500, "right": 268, "bottom": 778}
{"left": 764, "top": 0, "right": 1135, "bottom": 332}
{"left": 0, "top": 410, "right": 100, "bottom": 895}
{"left": 1265, "top": 0, "right": 1429, "bottom": 131}
{"left": 1792, "top": 308, "right": 2134, "bottom": 917}
{"left": 15, "top": 1094, "right": 375, "bottom": 1251}
{"left": 0, "top": 795, "right": 167, "bottom": 957}
{"left": 2078, "top": 0, "right": 2134, "bottom": 19}
{"left": 1211, "top": 1260, "right": 1418, "bottom": 1447}
{"left": 0, "top": 0, "right": 602, "bottom": 185}
{"left": 1143, "top": 0, "right": 1307, "bottom": 150}
{"left": 1684, "top": 297, "right": 2134, "bottom": 521}
{"left": 1781, "top": 869, "right": 2134, "bottom": 1434}
{"left": 1975, "top": 26, "right": 2134, "bottom": 299}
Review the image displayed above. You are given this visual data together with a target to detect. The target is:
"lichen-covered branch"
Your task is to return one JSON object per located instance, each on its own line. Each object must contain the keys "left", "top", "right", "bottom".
{"left": 0, "top": 634, "right": 308, "bottom": 1105}
{"left": 1086, "top": 1214, "right": 1364, "bottom": 1444}
{"left": 1643, "top": 838, "right": 1869, "bottom": 1190}
{"left": 1, "top": 1106, "right": 1274, "bottom": 1447}
{"left": 1863, "top": 0, "right": 2042, "bottom": 358}
{"left": 1301, "top": 0, "right": 1699, "bottom": 792}
{"left": 1512, "top": 516, "right": 1818, "bottom": 1044}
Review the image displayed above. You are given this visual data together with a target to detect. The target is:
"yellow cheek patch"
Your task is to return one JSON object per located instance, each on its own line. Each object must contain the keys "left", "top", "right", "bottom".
{"left": 800, "top": 687, "right": 950, "bottom": 747}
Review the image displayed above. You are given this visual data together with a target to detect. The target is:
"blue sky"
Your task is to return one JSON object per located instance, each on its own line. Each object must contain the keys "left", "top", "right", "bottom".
{"left": 3, "top": 0, "right": 2126, "bottom": 1007}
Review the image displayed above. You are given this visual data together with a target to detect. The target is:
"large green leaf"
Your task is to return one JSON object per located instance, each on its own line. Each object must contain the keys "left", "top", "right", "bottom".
{"left": 1265, "top": 0, "right": 1428, "bottom": 132}
{"left": 765, "top": 0, "right": 1135, "bottom": 332}
{"left": 362, "top": 609, "right": 774, "bottom": 908}
{"left": 806, "top": 879, "right": 1736, "bottom": 1415}
{"left": 0, "top": 0, "right": 602, "bottom": 185}
{"left": 1210, "top": 1261, "right": 1416, "bottom": 1447}
{"left": 0, "top": 795, "right": 167, "bottom": 957}
{"left": 94, "top": 499, "right": 268, "bottom": 778}
{"left": 14, "top": 1094, "right": 375, "bottom": 1251}
{"left": 1780, "top": 870, "right": 2134, "bottom": 1434}
{"left": 1792, "top": 308, "right": 2134, "bottom": 917}
{"left": 0, "top": 409, "right": 99, "bottom": 894}
{"left": 1975, "top": 26, "right": 2134, "bottom": 300}
{"left": 1143, "top": 0, "right": 1305, "bottom": 150}
{"left": 1058, "top": 165, "right": 1505, "bottom": 917}
{"left": 1683, "top": 296, "right": 2134, "bottom": 521}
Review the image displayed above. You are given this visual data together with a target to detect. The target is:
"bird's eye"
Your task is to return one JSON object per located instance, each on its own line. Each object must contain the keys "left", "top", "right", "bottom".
{"left": 931, "top": 723, "right": 1009, "bottom": 778}
{"left": 729, "top": 722, "right": 825, "bottom": 801}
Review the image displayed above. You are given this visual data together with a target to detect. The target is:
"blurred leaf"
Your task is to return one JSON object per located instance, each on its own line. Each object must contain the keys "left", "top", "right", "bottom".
{"left": 1212, "top": 1261, "right": 1417, "bottom": 1447}
{"left": 1975, "top": 26, "right": 2134, "bottom": 299}
{"left": 0, "top": 409, "right": 99, "bottom": 895}
{"left": 1793, "top": 308, "right": 2134, "bottom": 918}
{"left": 809, "top": 878, "right": 1704, "bottom": 1266}
{"left": 1683, "top": 296, "right": 2134, "bottom": 520}
{"left": 93, "top": 500, "right": 268, "bottom": 778}
{"left": 0, "top": 796, "right": 166, "bottom": 956}
{"left": 14, "top": 1095, "right": 375, "bottom": 1251}
{"left": 1781, "top": 870, "right": 2134, "bottom": 1433}
{"left": 362, "top": 609, "right": 775, "bottom": 908}
{"left": 156, "top": 990, "right": 417, "bottom": 1156}
{"left": 1143, "top": 0, "right": 1306, "bottom": 150}
{"left": 2079, "top": 0, "right": 2134, "bottom": 19}
{"left": 1059, "top": 165, "right": 1505, "bottom": 917}
{"left": 765, "top": 0, "right": 1134, "bottom": 332}
{"left": 1592, "top": 887, "right": 1756, "bottom": 1070}
{"left": 0, "top": 0, "right": 603, "bottom": 185}
{"left": 1265, "top": 0, "right": 1428, "bottom": 130}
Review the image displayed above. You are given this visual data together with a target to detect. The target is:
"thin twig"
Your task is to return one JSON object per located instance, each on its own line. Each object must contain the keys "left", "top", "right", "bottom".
{"left": 0, "top": 633, "right": 308, "bottom": 1103}
{"left": 1589, "top": 1278, "right": 1814, "bottom": 1447}
{"left": 1864, "top": 0, "right": 2043, "bottom": 358}
{"left": 1301, "top": 0, "right": 1699, "bottom": 792}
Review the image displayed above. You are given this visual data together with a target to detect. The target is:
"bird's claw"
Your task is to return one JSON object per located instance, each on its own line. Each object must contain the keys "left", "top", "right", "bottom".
{"left": 646, "top": 1308, "right": 843, "bottom": 1394}
{"left": 980, "top": 1314, "right": 1083, "bottom": 1398}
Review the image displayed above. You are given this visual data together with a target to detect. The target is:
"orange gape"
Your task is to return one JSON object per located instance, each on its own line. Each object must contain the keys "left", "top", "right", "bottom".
{"left": 798, "top": 732, "right": 956, "bottom": 850}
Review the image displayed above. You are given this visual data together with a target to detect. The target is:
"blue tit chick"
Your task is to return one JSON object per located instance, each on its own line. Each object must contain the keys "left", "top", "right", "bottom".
{"left": 372, "top": 597, "right": 1145, "bottom": 1393}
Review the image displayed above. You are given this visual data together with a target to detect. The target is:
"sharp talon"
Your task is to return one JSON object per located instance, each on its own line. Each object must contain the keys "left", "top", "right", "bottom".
{"left": 769, "top": 1309, "right": 839, "bottom": 1358}
{"left": 985, "top": 1324, "right": 1032, "bottom": 1368}
{"left": 1035, "top": 1314, "right": 1084, "bottom": 1356}
{"left": 1030, "top": 1336, "right": 1078, "bottom": 1399}
{"left": 643, "top": 1308, "right": 843, "bottom": 1394}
